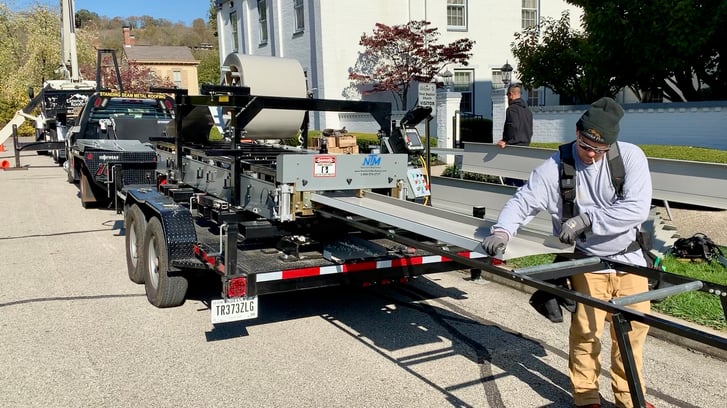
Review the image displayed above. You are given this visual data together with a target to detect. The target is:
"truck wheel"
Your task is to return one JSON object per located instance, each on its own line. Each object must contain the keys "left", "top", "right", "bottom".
{"left": 142, "top": 217, "right": 188, "bottom": 308}
{"left": 124, "top": 205, "right": 146, "bottom": 284}
{"left": 35, "top": 129, "right": 47, "bottom": 156}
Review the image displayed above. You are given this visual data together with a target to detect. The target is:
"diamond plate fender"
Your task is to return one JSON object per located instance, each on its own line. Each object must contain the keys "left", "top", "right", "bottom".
{"left": 125, "top": 188, "right": 197, "bottom": 265}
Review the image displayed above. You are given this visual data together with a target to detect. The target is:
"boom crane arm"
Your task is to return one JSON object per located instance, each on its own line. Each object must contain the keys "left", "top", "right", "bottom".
{"left": 59, "top": 0, "right": 81, "bottom": 82}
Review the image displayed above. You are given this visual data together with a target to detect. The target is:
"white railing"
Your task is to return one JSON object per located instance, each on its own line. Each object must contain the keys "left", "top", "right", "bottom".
{"left": 432, "top": 143, "right": 727, "bottom": 210}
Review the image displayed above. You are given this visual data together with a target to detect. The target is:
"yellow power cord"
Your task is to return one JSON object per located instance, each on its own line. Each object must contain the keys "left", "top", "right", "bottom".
{"left": 417, "top": 155, "right": 430, "bottom": 206}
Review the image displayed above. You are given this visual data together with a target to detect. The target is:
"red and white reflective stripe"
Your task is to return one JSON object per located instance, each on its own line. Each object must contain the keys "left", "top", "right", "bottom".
{"left": 256, "top": 251, "right": 483, "bottom": 283}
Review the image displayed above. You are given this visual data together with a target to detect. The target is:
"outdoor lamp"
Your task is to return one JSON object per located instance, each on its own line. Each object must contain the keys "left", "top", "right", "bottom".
{"left": 441, "top": 69, "right": 454, "bottom": 91}
{"left": 501, "top": 61, "right": 513, "bottom": 88}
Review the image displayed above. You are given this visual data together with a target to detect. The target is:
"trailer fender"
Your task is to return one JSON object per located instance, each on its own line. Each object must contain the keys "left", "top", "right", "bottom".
{"left": 125, "top": 188, "right": 197, "bottom": 266}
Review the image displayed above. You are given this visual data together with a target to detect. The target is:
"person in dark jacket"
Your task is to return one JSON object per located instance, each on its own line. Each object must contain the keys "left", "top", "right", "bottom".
{"left": 497, "top": 84, "right": 533, "bottom": 186}
{"left": 497, "top": 83, "right": 533, "bottom": 148}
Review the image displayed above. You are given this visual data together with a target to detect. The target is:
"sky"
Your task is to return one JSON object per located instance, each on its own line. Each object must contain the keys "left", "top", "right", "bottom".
{"left": 10, "top": 0, "right": 211, "bottom": 26}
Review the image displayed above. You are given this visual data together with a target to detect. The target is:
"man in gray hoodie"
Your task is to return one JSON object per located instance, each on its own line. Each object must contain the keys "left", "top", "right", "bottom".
{"left": 481, "top": 97, "right": 654, "bottom": 408}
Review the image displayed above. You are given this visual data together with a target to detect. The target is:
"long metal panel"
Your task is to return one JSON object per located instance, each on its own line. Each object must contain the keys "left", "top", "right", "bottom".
{"left": 429, "top": 175, "right": 682, "bottom": 257}
{"left": 433, "top": 143, "right": 727, "bottom": 209}
{"left": 429, "top": 175, "right": 553, "bottom": 233}
{"left": 310, "top": 191, "right": 573, "bottom": 260}
{"left": 649, "top": 159, "right": 727, "bottom": 210}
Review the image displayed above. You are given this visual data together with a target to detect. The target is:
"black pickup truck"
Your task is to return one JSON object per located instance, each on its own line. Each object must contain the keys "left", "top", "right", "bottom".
{"left": 65, "top": 91, "right": 175, "bottom": 208}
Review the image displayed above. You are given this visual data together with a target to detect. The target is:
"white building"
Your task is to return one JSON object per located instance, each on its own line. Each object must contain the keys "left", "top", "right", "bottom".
{"left": 214, "top": 0, "right": 582, "bottom": 131}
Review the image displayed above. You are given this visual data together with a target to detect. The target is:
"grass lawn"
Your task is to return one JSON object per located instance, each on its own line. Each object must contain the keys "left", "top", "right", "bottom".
{"left": 651, "top": 256, "right": 727, "bottom": 330}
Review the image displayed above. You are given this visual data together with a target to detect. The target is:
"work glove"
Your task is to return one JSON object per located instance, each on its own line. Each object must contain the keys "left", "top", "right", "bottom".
{"left": 559, "top": 213, "right": 591, "bottom": 244}
{"left": 481, "top": 230, "right": 509, "bottom": 256}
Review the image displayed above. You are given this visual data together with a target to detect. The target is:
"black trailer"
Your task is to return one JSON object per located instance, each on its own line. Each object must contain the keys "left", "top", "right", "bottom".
{"left": 120, "top": 85, "right": 475, "bottom": 322}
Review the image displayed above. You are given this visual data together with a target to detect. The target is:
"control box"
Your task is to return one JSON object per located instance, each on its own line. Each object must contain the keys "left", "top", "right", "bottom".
{"left": 406, "top": 168, "right": 431, "bottom": 198}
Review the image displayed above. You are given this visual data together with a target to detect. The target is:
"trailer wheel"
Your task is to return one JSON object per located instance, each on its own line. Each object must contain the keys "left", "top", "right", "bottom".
{"left": 142, "top": 217, "right": 188, "bottom": 308}
{"left": 124, "top": 204, "right": 146, "bottom": 284}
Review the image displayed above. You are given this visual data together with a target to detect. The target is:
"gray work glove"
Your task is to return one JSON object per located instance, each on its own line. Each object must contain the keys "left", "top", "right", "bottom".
{"left": 481, "top": 231, "right": 509, "bottom": 256}
{"left": 559, "top": 214, "right": 591, "bottom": 244}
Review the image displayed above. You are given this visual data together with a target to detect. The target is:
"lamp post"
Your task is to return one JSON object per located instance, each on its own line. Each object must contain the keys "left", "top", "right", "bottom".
{"left": 501, "top": 61, "right": 513, "bottom": 88}
{"left": 441, "top": 69, "right": 454, "bottom": 91}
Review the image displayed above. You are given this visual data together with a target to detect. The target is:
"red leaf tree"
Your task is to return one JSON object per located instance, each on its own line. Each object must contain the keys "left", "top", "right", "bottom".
{"left": 348, "top": 20, "right": 474, "bottom": 110}
{"left": 82, "top": 58, "right": 176, "bottom": 93}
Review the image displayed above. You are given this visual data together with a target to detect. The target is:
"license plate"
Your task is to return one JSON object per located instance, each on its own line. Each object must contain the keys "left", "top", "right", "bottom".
{"left": 211, "top": 296, "right": 258, "bottom": 324}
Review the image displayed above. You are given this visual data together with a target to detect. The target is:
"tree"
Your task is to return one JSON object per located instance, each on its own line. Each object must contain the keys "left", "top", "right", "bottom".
{"left": 566, "top": 0, "right": 727, "bottom": 102}
{"left": 75, "top": 9, "right": 100, "bottom": 28}
{"left": 0, "top": 4, "right": 63, "bottom": 114}
{"left": 194, "top": 48, "right": 220, "bottom": 86}
{"left": 348, "top": 20, "right": 474, "bottom": 110}
{"left": 208, "top": 0, "right": 218, "bottom": 33}
{"left": 511, "top": 12, "right": 622, "bottom": 104}
{"left": 93, "top": 62, "right": 176, "bottom": 93}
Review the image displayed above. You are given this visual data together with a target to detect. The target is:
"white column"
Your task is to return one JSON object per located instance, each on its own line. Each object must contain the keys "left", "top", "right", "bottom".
{"left": 435, "top": 90, "right": 462, "bottom": 165}
{"left": 491, "top": 87, "right": 508, "bottom": 144}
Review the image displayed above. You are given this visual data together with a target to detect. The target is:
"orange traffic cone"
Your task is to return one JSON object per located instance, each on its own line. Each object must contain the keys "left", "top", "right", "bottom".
{"left": 0, "top": 144, "right": 5, "bottom": 152}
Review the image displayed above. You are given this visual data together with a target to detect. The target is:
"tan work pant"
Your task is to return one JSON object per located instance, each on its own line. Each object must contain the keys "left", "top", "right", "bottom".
{"left": 569, "top": 272, "right": 650, "bottom": 408}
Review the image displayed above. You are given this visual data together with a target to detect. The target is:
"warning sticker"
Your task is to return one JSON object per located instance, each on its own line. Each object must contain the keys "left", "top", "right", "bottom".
{"left": 314, "top": 155, "right": 336, "bottom": 177}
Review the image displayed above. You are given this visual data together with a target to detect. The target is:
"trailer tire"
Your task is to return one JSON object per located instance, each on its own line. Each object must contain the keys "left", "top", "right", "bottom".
{"left": 142, "top": 217, "right": 188, "bottom": 308}
{"left": 124, "top": 205, "right": 146, "bottom": 284}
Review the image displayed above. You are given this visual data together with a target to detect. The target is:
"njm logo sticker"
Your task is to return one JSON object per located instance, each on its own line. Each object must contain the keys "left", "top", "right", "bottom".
{"left": 361, "top": 154, "right": 381, "bottom": 167}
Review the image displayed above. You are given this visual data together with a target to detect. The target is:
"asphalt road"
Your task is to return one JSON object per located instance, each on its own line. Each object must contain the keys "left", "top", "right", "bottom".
{"left": 1, "top": 146, "right": 725, "bottom": 408}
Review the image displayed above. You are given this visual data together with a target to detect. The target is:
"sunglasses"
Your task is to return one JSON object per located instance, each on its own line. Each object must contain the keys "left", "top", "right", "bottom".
{"left": 577, "top": 137, "right": 610, "bottom": 154}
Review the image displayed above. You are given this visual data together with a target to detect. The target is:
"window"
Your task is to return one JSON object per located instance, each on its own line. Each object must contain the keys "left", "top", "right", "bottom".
{"left": 258, "top": 0, "right": 268, "bottom": 45}
{"left": 522, "top": 0, "right": 538, "bottom": 29}
{"left": 294, "top": 0, "right": 304, "bottom": 33}
{"left": 454, "top": 70, "right": 474, "bottom": 114}
{"left": 447, "top": 0, "right": 467, "bottom": 30}
{"left": 527, "top": 87, "right": 540, "bottom": 107}
{"left": 172, "top": 71, "right": 182, "bottom": 88}
{"left": 229, "top": 11, "right": 239, "bottom": 52}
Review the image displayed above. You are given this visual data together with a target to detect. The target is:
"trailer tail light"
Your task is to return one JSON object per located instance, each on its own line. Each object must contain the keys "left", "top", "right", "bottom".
{"left": 226, "top": 277, "right": 248, "bottom": 298}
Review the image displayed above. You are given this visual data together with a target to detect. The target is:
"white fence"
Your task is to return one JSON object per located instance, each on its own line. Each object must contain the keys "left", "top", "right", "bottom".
{"left": 340, "top": 100, "right": 727, "bottom": 151}
{"left": 531, "top": 101, "right": 727, "bottom": 150}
